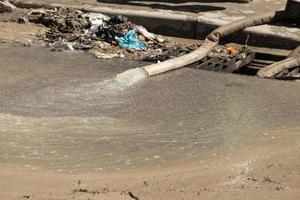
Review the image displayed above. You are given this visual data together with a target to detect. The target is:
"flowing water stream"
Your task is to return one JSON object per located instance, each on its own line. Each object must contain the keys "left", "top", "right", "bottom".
{"left": 0, "top": 44, "right": 299, "bottom": 173}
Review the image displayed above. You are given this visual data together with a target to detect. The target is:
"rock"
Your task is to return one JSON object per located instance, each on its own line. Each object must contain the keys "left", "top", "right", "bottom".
{"left": 23, "top": 39, "right": 32, "bottom": 47}
{"left": 17, "top": 16, "right": 29, "bottom": 24}
{"left": 0, "top": 1, "right": 16, "bottom": 13}
{"left": 138, "top": 35, "right": 145, "bottom": 41}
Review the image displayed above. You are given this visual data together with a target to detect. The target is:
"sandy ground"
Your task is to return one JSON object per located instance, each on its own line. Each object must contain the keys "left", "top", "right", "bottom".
{"left": 0, "top": 8, "right": 47, "bottom": 44}
{"left": 0, "top": 128, "right": 299, "bottom": 200}
{"left": 0, "top": 22, "right": 46, "bottom": 43}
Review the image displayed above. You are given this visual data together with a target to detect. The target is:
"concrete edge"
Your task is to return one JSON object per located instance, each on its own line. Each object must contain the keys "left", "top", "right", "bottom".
{"left": 11, "top": 0, "right": 300, "bottom": 50}
{"left": 196, "top": 17, "right": 300, "bottom": 50}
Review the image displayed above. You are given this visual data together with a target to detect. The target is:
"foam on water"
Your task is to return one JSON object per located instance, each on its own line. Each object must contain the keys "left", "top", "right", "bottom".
{"left": 114, "top": 68, "right": 149, "bottom": 88}
{"left": 6, "top": 68, "right": 149, "bottom": 114}
{"left": 69, "top": 68, "right": 148, "bottom": 96}
{"left": 67, "top": 67, "right": 149, "bottom": 96}
{"left": 86, "top": 67, "right": 149, "bottom": 93}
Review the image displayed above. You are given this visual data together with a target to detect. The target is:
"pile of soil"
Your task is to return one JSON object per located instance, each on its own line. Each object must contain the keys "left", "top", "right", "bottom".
{"left": 27, "top": 8, "right": 90, "bottom": 42}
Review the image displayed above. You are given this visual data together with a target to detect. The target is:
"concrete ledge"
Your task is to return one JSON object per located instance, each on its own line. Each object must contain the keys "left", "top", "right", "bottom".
{"left": 196, "top": 13, "right": 300, "bottom": 50}
{"left": 70, "top": 4, "right": 197, "bottom": 38}
{"left": 12, "top": 0, "right": 300, "bottom": 50}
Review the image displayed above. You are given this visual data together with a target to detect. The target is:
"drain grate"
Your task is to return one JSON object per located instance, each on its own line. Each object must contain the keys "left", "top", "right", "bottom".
{"left": 194, "top": 47, "right": 255, "bottom": 73}
{"left": 235, "top": 52, "right": 286, "bottom": 76}
{"left": 190, "top": 45, "right": 299, "bottom": 80}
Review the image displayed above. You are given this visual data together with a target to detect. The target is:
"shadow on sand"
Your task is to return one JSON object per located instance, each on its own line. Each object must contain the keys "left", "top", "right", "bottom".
{"left": 98, "top": 0, "right": 228, "bottom": 13}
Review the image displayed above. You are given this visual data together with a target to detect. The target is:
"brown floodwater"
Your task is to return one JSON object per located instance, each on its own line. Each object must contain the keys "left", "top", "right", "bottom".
{"left": 0, "top": 43, "right": 299, "bottom": 173}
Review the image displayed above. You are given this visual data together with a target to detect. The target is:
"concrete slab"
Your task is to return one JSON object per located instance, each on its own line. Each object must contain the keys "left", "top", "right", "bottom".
{"left": 196, "top": 12, "right": 300, "bottom": 49}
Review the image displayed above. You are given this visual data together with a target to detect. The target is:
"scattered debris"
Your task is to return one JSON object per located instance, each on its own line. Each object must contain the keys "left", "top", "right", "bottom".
{"left": 247, "top": 177, "right": 258, "bottom": 182}
{"left": 266, "top": 164, "right": 275, "bottom": 169}
{"left": 276, "top": 186, "right": 285, "bottom": 191}
{"left": 102, "top": 187, "right": 110, "bottom": 194}
{"left": 93, "top": 50, "right": 124, "bottom": 59}
{"left": 262, "top": 176, "right": 279, "bottom": 184}
{"left": 128, "top": 191, "right": 140, "bottom": 200}
{"left": 49, "top": 41, "right": 76, "bottom": 51}
{"left": 72, "top": 188, "right": 100, "bottom": 195}
{"left": 143, "top": 181, "right": 148, "bottom": 186}
{"left": 23, "top": 39, "right": 32, "bottom": 47}
{"left": 73, "top": 188, "right": 88, "bottom": 193}
{"left": 71, "top": 187, "right": 116, "bottom": 196}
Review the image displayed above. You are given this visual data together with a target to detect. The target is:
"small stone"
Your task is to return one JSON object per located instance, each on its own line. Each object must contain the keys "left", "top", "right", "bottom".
{"left": 23, "top": 39, "right": 32, "bottom": 47}
{"left": 17, "top": 16, "right": 29, "bottom": 24}
{"left": 138, "top": 35, "right": 145, "bottom": 41}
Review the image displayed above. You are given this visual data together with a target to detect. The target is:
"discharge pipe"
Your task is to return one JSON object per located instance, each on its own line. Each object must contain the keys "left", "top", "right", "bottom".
{"left": 115, "top": 10, "right": 286, "bottom": 83}
{"left": 257, "top": 46, "right": 300, "bottom": 78}
{"left": 141, "top": 11, "right": 286, "bottom": 77}
{"left": 126, "top": 0, "right": 299, "bottom": 79}
{"left": 257, "top": 0, "right": 300, "bottom": 79}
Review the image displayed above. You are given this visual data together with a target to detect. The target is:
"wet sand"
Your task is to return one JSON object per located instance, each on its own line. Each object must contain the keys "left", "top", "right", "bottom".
{"left": 0, "top": 43, "right": 299, "bottom": 199}
{"left": 1, "top": 133, "right": 299, "bottom": 200}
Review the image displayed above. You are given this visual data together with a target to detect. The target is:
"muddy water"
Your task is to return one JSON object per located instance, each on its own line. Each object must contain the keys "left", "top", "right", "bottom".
{"left": 0, "top": 43, "right": 299, "bottom": 172}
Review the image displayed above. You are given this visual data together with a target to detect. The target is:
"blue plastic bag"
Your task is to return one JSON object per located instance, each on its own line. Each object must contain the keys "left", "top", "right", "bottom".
{"left": 115, "top": 30, "right": 146, "bottom": 50}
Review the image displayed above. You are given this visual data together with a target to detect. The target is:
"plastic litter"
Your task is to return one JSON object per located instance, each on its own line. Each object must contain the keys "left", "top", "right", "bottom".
{"left": 94, "top": 51, "right": 120, "bottom": 59}
{"left": 50, "top": 42, "right": 75, "bottom": 51}
{"left": 85, "top": 13, "right": 110, "bottom": 36}
{"left": 97, "top": 14, "right": 133, "bottom": 44}
{"left": 135, "top": 25, "right": 165, "bottom": 43}
{"left": 110, "top": 15, "right": 128, "bottom": 24}
{"left": 115, "top": 30, "right": 146, "bottom": 50}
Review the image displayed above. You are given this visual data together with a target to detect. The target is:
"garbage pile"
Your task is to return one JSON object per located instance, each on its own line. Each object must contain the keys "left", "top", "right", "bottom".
{"left": 23, "top": 8, "right": 196, "bottom": 62}
{"left": 27, "top": 8, "right": 90, "bottom": 44}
